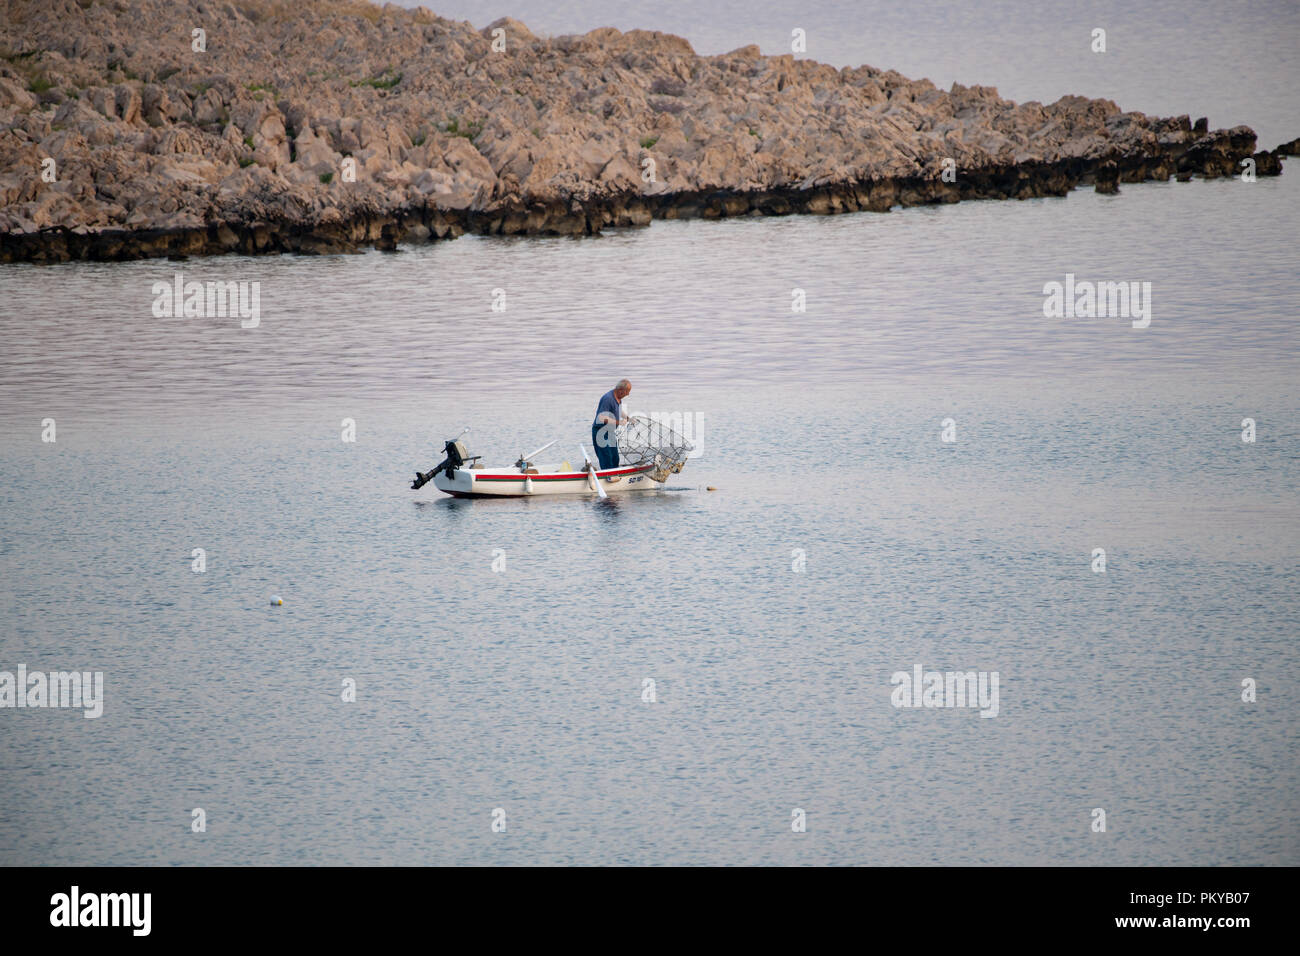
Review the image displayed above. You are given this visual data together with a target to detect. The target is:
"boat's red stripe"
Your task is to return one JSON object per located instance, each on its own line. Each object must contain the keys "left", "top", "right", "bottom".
{"left": 473, "top": 466, "right": 646, "bottom": 481}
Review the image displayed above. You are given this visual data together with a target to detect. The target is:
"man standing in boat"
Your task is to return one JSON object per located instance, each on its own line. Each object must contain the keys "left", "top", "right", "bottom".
{"left": 592, "top": 379, "right": 631, "bottom": 469}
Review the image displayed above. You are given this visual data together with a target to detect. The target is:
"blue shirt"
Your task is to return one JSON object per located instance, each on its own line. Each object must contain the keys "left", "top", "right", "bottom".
{"left": 593, "top": 389, "right": 621, "bottom": 427}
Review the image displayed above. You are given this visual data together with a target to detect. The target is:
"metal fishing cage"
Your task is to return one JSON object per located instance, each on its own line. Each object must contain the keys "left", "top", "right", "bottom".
{"left": 616, "top": 415, "right": 694, "bottom": 481}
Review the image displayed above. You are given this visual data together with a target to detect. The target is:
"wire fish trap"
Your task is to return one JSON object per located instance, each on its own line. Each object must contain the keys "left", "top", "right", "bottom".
{"left": 617, "top": 415, "right": 694, "bottom": 482}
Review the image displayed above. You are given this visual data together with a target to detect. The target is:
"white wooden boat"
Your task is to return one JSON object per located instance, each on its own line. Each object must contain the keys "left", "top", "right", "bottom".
{"left": 433, "top": 461, "right": 666, "bottom": 498}
{"left": 410, "top": 418, "right": 692, "bottom": 499}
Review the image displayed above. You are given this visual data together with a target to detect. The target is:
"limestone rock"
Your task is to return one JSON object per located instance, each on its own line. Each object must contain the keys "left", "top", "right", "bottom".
{"left": 0, "top": 0, "right": 1280, "bottom": 261}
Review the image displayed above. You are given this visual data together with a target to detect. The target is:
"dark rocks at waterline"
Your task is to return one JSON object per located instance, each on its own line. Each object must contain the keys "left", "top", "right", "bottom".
{"left": 1, "top": 140, "right": 1279, "bottom": 262}
{"left": 0, "top": 129, "right": 1281, "bottom": 264}
{"left": 1093, "top": 161, "right": 1121, "bottom": 195}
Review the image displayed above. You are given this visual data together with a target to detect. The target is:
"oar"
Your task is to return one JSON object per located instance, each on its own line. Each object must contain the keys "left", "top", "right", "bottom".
{"left": 514, "top": 442, "right": 556, "bottom": 470}
{"left": 518, "top": 439, "right": 557, "bottom": 467}
{"left": 579, "top": 445, "right": 608, "bottom": 499}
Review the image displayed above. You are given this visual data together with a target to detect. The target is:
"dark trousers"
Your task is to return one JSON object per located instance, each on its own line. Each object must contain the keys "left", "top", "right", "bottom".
{"left": 592, "top": 423, "right": 619, "bottom": 469}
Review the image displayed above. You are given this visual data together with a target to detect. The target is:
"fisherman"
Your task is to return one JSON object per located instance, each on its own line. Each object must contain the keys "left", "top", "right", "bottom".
{"left": 592, "top": 378, "right": 631, "bottom": 469}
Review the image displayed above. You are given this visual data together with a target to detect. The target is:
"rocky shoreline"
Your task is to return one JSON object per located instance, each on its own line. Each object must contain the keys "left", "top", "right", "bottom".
{"left": 1, "top": 0, "right": 1293, "bottom": 264}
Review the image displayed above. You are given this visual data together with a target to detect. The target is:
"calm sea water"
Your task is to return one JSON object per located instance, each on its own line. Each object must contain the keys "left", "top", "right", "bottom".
{"left": 1, "top": 2, "right": 1298, "bottom": 866}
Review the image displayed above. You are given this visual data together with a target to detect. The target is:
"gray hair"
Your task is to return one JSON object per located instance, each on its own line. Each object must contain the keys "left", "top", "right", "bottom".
{"left": 615, "top": 378, "right": 631, "bottom": 391}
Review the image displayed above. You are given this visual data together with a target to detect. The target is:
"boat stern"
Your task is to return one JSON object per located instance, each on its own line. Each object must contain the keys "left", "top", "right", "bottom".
{"left": 432, "top": 467, "right": 476, "bottom": 497}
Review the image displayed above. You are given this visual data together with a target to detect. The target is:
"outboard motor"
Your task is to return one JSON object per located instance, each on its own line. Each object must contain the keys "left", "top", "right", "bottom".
{"left": 411, "top": 429, "right": 471, "bottom": 490}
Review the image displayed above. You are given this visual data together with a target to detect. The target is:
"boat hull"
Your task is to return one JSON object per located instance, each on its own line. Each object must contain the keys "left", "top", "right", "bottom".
{"left": 432, "top": 462, "right": 665, "bottom": 497}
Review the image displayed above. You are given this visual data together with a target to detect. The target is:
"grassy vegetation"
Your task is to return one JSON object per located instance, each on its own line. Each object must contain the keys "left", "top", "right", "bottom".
{"left": 411, "top": 131, "right": 426, "bottom": 147}
{"left": 2, "top": 49, "right": 55, "bottom": 97}
{"left": 105, "top": 58, "right": 138, "bottom": 80}
{"left": 640, "top": 135, "right": 659, "bottom": 149}
{"left": 319, "top": 172, "right": 334, "bottom": 184}
{"left": 238, "top": 157, "right": 255, "bottom": 167}
{"left": 445, "top": 116, "right": 483, "bottom": 140}
{"left": 351, "top": 71, "right": 401, "bottom": 90}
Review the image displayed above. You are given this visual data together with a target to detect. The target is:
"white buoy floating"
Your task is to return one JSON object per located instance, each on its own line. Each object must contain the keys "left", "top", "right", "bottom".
{"left": 269, "top": 595, "right": 283, "bottom": 606}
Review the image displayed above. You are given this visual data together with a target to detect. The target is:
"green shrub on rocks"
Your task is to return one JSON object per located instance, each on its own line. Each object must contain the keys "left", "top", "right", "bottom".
{"left": 352, "top": 71, "right": 401, "bottom": 90}
{"left": 445, "top": 116, "right": 482, "bottom": 140}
